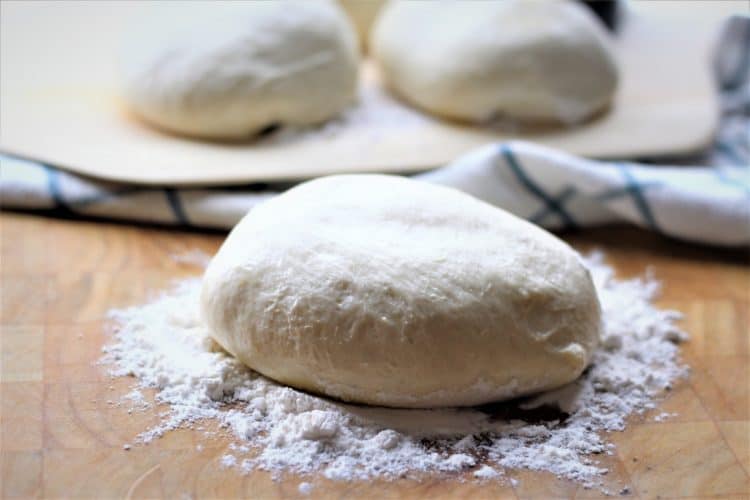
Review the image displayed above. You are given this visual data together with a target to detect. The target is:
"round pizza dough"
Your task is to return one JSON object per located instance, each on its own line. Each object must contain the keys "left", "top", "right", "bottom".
{"left": 201, "top": 175, "right": 601, "bottom": 408}
{"left": 120, "top": 1, "right": 359, "bottom": 139}
{"left": 371, "top": 0, "right": 618, "bottom": 124}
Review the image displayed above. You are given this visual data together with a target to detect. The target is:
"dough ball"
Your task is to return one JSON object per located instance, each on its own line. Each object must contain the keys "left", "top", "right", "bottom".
{"left": 338, "top": 0, "right": 386, "bottom": 52}
{"left": 202, "top": 175, "right": 601, "bottom": 408}
{"left": 371, "top": 0, "right": 619, "bottom": 124}
{"left": 120, "top": 1, "right": 359, "bottom": 139}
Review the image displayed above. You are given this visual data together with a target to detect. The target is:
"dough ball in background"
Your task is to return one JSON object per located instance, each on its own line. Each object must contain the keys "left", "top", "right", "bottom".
{"left": 119, "top": 1, "right": 359, "bottom": 140}
{"left": 371, "top": 0, "right": 619, "bottom": 125}
{"left": 338, "top": 0, "right": 386, "bottom": 52}
{"left": 202, "top": 175, "right": 601, "bottom": 409}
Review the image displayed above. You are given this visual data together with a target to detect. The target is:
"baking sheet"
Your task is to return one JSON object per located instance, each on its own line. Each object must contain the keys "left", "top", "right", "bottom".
{"left": 0, "top": 1, "right": 738, "bottom": 186}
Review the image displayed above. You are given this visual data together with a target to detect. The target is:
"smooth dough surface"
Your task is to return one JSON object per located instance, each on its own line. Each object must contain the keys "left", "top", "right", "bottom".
{"left": 371, "top": 0, "right": 619, "bottom": 124}
{"left": 202, "top": 175, "right": 601, "bottom": 408}
{"left": 120, "top": 1, "right": 359, "bottom": 139}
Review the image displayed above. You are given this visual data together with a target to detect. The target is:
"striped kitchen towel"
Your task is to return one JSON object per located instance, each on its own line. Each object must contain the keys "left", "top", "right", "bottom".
{"left": 1, "top": 16, "right": 748, "bottom": 247}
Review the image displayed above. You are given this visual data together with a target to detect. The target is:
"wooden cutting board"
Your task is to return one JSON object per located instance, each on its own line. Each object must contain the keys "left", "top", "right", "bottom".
{"left": 1, "top": 212, "right": 748, "bottom": 498}
{"left": 0, "top": 1, "right": 740, "bottom": 186}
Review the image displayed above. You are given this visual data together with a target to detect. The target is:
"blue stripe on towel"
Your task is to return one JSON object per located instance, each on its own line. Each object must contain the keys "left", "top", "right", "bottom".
{"left": 616, "top": 163, "right": 660, "bottom": 231}
{"left": 529, "top": 186, "right": 578, "bottom": 226}
{"left": 42, "top": 163, "right": 71, "bottom": 211}
{"left": 715, "top": 167, "right": 750, "bottom": 196}
{"left": 164, "top": 188, "right": 190, "bottom": 225}
{"left": 500, "top": 144, "right": 579, "bottom": 229}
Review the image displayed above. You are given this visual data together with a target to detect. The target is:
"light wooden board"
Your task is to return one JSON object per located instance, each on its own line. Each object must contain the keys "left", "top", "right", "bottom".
{"left": 0, "top": 1, "right": 740, "bottom": 186}
{"left": 1, "top": 212, "right": 748, "bottom": 498}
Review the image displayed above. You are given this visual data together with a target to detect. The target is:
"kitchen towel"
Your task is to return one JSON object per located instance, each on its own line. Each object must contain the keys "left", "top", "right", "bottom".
{"left": 1, "top": 16, "right": 748, "bottom": 246}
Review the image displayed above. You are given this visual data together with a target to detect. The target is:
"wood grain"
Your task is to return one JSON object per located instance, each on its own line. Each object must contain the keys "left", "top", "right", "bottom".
{"left": 1, "top": 212, "right": 748, "bottom": 499}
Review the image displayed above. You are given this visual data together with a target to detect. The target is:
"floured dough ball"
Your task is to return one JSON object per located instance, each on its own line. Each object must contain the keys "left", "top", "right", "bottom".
{"left": 371, "top": 0, "right": 618, "bottom": 124}
{"left": 202, "top": 175, "right": 601, "bottom": 408}
{"left": 338, "top": 0, "right": 386, "bottom": 52}
{"left": 120, "top": 1, "right": 359, "bottom": 139}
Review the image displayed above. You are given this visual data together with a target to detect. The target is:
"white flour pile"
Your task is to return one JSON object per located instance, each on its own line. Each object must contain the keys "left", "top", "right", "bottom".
{"left": 102, "top": 252, "right": 687, "bottom": 491}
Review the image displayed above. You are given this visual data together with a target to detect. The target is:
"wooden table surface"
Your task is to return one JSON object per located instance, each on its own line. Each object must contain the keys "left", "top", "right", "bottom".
{"left": 1, "top": 211, "right": 748, "bottom": 499}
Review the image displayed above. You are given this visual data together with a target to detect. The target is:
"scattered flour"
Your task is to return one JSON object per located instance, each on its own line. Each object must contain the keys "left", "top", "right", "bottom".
{"left": 123, "top": 389, "right": 150, "bottom": 410}
{"left": 473, "top": 465, "right": 501, "bottom": 480}
{"left": 653, "top": 412, "right": 678, "bottom": 422}
{"left": 169, "top": 249, "right": 212, "bottom": 268}
{"left": 297, "top": 482, "right": 313, "bottom": 495}
{"left": 229, "top": 442, "right": 250, "bottom": 454}
{"left": 101, "top": 252, "right": 688, "bottom": 490}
